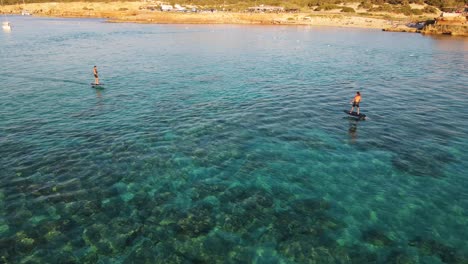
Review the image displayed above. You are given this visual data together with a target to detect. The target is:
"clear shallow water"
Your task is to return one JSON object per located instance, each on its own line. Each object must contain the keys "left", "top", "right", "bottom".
{"left": 1, "top": 16, "right": 468, "bottom": 263}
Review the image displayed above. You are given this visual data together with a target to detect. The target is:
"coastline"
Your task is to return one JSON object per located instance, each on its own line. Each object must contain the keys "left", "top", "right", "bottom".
{"left": 2, "top": 1, "right": 467, "bottom": 35}
{"left": 1, "top": 1, "right": 403, "bottom": 30}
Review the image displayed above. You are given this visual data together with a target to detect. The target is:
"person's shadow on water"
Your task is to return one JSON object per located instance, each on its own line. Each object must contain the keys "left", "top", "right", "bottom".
{"left": 95, "top": 89, "right": 104, "bottom": 111}
{"left": 348, "top": 121, "right": 358, "bottom": 144}
{"left": 96, "top": 89, "right": 102, "bottom": 99}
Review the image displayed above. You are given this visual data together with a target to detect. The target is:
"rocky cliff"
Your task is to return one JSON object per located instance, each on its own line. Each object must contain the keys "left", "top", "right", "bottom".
{"left": 422, "top": 16, "right": 468, "bottom": 36}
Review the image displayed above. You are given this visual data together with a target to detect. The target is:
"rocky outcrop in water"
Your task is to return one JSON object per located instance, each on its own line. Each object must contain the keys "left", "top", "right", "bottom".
{"left": 383, "top": 15, "right": 468, "bottom": 36}
{"left": 420, "top": 15, "right": 467, "bottom": 36}
{"left": 422, "top": 23, "right": 468, "bottom": 36}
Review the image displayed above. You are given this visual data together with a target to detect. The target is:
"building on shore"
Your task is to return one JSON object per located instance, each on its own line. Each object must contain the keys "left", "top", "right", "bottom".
{"left": 247, "top": 5, "right": 284, "bottom": 13}
{"left": 160, "top": 4, "right": 173, "bottom": 11}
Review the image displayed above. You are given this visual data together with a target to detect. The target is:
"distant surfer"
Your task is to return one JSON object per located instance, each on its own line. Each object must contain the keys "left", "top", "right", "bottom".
{"left": 349, "top": 91, "right": 361, "bottom": 115}
{"left": 93, "top": 66, "right": 99, "bottom": 85}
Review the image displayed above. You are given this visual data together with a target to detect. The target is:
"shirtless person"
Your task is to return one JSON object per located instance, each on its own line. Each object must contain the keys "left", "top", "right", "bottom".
{"left": 349, "top": 91, "right": 361, "bottom": 115}
{"left": 93, "top": 66, "right": 99, "bottom": 85}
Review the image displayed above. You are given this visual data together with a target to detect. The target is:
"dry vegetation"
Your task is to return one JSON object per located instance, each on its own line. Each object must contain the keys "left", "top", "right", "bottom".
{"left": 1, "top": 1, "right": 444, "bottom": 28}
{"left": 1, "top": 0, "right": 467, "bottom": 35}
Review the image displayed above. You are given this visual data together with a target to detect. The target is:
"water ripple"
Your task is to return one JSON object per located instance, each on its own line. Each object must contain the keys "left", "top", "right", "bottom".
{"left": 1, "top": 17, "right": 468, "bottom": 263}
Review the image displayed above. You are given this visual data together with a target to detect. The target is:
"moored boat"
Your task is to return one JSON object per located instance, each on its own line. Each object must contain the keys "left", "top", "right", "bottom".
{"left": 2, "top": 21, "right": 11, "bottom": 31}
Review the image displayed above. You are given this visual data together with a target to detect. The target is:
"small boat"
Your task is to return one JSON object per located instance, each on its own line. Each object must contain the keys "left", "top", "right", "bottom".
{"left": 2, "top": 21, "right": 11, "bottom": 31}
{"left": 1, "top": 0, "right": 12, "bottom": 32}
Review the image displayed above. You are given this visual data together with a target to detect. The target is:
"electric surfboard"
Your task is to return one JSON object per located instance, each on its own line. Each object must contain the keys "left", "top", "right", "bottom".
{"left": 344, "top": 110, "right": 366, "bottom": 119}
{"left": 91, "top": 83, "right": 104, "bottom": 88}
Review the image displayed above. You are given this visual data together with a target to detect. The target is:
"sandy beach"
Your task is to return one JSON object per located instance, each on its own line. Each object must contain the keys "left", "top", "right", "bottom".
{"left": 1, "top": 1, "right": 420, "bottom": 30}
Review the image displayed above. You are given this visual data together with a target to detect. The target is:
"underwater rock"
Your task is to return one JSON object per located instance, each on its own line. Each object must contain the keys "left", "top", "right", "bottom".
{"left": 408, "top": 236, "right": 465, "bottom": 263}
{"left": 48, "top": 251, "right": 79, "bottom": 264}
{"left": 11, "top": 209, "right": 33, "bottom": 226}
{"left": 220, "top": 186, "right": 275, "bottom": 211}
{"left": 100, "top": 197, "right": 123, "bottom": 216}
{"left": 120, "top": 192, "right": 135, "bottom": 202}
{"left": 96, "top": 240, "right": 114, "bottom": 255}
{"left": 289, "top": 198, "right": 343, "bottom": 235}
{"left": 219, "top": 185, "right": 254, "bottom": 204}
{"left": 82, "top": 224, "right": 105, "bottom": 246}
{"left": 220, "top": 191, "right": 276, "bottom": 237}
{"left": 385, "top": 250, "right": 418, "bottom": 264}
{"left": 192, "top": 148, "right": 207, "bottom": 158}
{"left": 105, "top": 218, "right": 143, "bottom": 249}
{"left": 220, "top": 209, "right": 256, "bottom": 234}
{"left": 79, "top": 200, "right": 101, "bottom": 217}
{"left": 346, "top": 244, "right": 379, "bottom": 263}
{"left": 132, "top": 191, "right": 150, "bottom": 208}
{"left": 154, "top": 191, "right": 175, "bottom": 204}
{"left": 290, "top": 198, "right": 331, "bottom": 215}
{"left": 203, "top": 231, "right": 240, "bottom": 257}
{"left": 171, "top": 236, "right": 208, "bottom": 263}
{"left": 176, "top": 204, "right": 215, "bottom": 237}
{"left": 124, "top": 239, "right": 159, "bottom": 263}
{"left": 158, "top": 208, "right": 185, "bottom": 228}
{"left": 57, "top": 218, "right": 78, "bottom": 234}
{"left": 140, "top": 221, "right": 168, "bottom": 244}
{"left": 201, "top": 195, "right": 220, "bottom": 209}
{"left": 273, "top": 211, "right": 317, "bottom": 242}
{"left": 15, "top": 231, "right": 36, "bottom": 253}
{"left": 191, "top": 183, "right": 226, "bottom": 201}
{"left": 224, "top": 246, "right": 257, "bottom": 263}
{"left": 278, "top": 239, "right": 336, "bottom": 263}
{"left": 0, "top": 237, "right": 16, "bottom": 262}
{"left": 44, "top": 229, "right": 62, "bottom": 241}
{"left": 80, "top": 245, "right": 99, "bottom": 263}
{"left": 392, "top": 155, "right": 445, "bottom": 178}
{"left": 269, "top": 197, "right": 346, "bottom": 257}
{"left": 65, "top": 201, "right": 83, "bottom": 215}
{"left": 391, "top": 143, "right": 457, "bottom": 178}
{"left": 0, "top": 224, "right": 10, "bottom": 235}
{"left": 110, "top": 182, "right": 127, "bottom": 195}
{"left": 242, "top": 192, "right": 274, "bottom": 211}
{"left": 362, "top": 229, "right": 394, "bottom": 247}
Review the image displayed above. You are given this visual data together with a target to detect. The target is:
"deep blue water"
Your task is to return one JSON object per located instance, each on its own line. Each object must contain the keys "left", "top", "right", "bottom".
{"left": 1, "top": 16, "right": 468, "bottom": 263}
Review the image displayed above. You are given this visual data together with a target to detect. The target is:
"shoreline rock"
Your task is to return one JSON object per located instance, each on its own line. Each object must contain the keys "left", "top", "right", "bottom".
{"left": 421, "top": 17, "right": 468, "bottom": 36}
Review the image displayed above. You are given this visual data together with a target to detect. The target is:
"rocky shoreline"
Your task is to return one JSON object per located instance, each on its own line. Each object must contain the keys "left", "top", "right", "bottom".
{"left": 383, "top": 17, "right": 468, "bottom": 36}
{"left": 1, "top": 1, "right": 467, "bottom": 36}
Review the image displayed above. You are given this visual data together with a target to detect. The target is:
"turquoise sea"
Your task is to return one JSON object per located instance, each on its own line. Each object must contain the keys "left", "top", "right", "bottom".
{"left": 1, "top": 16, "right": 468, "bottom": 263}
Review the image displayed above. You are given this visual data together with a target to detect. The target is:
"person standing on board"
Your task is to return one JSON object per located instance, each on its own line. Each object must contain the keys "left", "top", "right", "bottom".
{"left": 93, "top": 66, "right": 99, "bottom": 85}
{"left": 349, "top": 91, "right": 361, "bottom": 115}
